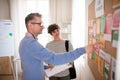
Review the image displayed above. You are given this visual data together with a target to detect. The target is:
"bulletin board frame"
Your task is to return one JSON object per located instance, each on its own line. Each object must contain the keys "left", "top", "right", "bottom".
{"left": 88, "top": 0, "right": 119, "bottom": 80}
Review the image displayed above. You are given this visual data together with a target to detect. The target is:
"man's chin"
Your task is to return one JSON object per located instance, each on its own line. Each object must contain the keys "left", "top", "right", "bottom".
{"left": 39, "top": 32, "right": 42, "bottom": 34}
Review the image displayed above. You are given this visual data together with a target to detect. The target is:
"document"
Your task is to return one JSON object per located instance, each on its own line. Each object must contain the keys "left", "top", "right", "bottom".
{"left": 104, "top": 13, "right": 113, "bottom": 41}
{"left": 112, "top": 30, "right": 119, "bottom": 48}
{"left": 45, "top": 63, "right": 72, "bottom": 77}
{"left": 113, "top": 9, "right": 120, "bottom": 29}
{"left": 96, "top": 18, "right": 100, "bottom": 34}
{"left": 111, "top": 57, "right": 116, "bottom": 80}
{"left": 104, "top": 62, "right": 110, "bottom": 79}
{"left": 95, "top": 0, "right": 104, "bottom": 17}
{"left": 0, "top": 20, "right": 14, "bottom": 57}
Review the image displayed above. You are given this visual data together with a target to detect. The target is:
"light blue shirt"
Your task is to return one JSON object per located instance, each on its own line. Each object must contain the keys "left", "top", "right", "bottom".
{"left": 19, "top": 32, "right": 86, "bottom": 80}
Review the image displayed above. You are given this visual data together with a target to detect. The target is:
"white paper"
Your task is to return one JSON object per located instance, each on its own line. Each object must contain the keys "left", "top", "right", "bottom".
{"left": 104, "top": 34, "right": 112, "bottom": 41}
{"left": 0, "top": 20, "right": 14, "bottom": 57}
{"left": 112, "top": 40, "right": 118, "bottom": 48}
{"left": 95, "top": 0, "right": 104, "bottom": 17}
{"left": 45, "top": 63, "right": 72, "bottom": 77}
{"left": 111, "top": 57, "right": 116, "bottom": 80}
{"left": 104, "top": 62, "right": 110, "bottom": 79}
{"left": 99, "top": 49, "right": 111, "bottom": 63}
{"left": 112, "top": 30, "right": 119, "bottom": 48}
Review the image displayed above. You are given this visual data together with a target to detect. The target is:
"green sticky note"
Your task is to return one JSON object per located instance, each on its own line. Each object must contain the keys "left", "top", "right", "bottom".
{"left": 100, "top": 16, "right": 106, "bottom": 35}
{"left": 92, "top": 52, "right": 95, "bottom": 60}
{"left": 113, "top": 30, "right": 119, "bottom": 41}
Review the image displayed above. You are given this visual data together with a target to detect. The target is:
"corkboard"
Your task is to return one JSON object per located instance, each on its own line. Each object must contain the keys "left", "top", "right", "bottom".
{"left": 88, "top": 0, "right": 119, "bottom": 80}
{"left": 88, "top": 0, "right": 114, "bottom": 20}
{"left": 88, "top": 0, "right": 95, "bottom": 20}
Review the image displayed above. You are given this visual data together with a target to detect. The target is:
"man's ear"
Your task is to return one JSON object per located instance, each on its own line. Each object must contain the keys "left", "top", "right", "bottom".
{"left": 27, "top": 23, "right": 33, "bottom": 30}
{"left": 28, "top": 23, "right": 31, "bottom": 27}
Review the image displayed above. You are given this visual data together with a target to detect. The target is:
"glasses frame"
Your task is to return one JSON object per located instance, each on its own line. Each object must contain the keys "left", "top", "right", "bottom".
{"left": 31, "top": 22, "right": 43, "bottom": 27}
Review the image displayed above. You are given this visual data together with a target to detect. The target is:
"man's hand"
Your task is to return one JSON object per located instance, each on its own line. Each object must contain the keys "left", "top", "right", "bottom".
{"left": 85, "top": 42, "right": 102, "bottom": 53}
{"left": 93, "top": 42, "right": 103, "bottom": 50}
{"left": 85, "top": 44, "right": 94, "bottom": 53}
{"left": 46, "top": 64, "right": 54, "bottom": 70}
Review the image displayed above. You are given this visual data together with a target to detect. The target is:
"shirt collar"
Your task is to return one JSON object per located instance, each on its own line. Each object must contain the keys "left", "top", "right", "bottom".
{"left": 26, "top": 32, "right": 38, "bottom": 40}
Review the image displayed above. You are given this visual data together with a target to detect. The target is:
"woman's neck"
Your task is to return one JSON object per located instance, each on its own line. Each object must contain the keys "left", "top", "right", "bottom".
{"left": 54, "top": 36, "right": 62, "bottom": 41}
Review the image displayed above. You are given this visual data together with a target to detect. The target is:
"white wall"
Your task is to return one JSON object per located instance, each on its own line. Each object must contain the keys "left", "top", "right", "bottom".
{"left": 49, "top": 0, "right": 72, "bottom": 25}
{"left": 85, "top": 0, "right": 94, "bottom": 45}
{"left": 0, "top": 0, "right": 10, "bottom": 19}
{"left": 71, "top": 0, "right": 94, "bottom": 80}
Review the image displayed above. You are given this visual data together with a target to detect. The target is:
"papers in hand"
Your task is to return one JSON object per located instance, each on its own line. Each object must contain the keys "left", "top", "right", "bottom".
{"left": 45, "top": 63, "right": 72, "bottom": 77}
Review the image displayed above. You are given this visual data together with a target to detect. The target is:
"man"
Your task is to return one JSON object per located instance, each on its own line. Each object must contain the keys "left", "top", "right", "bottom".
{"left": 19, "top": 13, "right": 94, "bottom": 80}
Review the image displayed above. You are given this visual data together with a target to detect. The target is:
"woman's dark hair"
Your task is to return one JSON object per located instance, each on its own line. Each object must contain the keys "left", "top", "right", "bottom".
{"left": 48, "top": 24, "right": 60, "bottom": 35}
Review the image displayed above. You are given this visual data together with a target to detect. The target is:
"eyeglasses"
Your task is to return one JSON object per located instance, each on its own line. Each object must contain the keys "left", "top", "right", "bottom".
{"left": 31, "top": 22, "right": 44, "bottom": 27}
